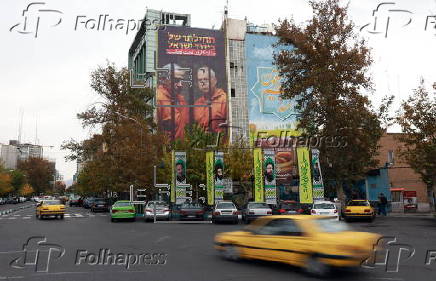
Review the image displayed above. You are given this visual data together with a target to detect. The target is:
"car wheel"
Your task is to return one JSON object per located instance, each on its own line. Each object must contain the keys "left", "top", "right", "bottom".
{"left": 131, "top": 217, "right": 136, "bottom": 222}
{"left": 305, "top": 255, "right": 330, "bottom": 277}
{"left": 60, "top": 214, "right": 64, "bottom": 219}
{"left": 111, "top": 218, "right": 115, "bottom": 222}
{"left": 221, "top": 244, "right": 241, "bottom": 261}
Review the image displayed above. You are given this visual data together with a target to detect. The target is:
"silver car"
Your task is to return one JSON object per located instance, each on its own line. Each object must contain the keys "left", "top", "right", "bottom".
{"left": 212, "top": 201, "right": 239, "bottom": 224}
{"left": 144, "top": 201, "right": 170, "bottom": 222}
{"left": 242, "top": 202, "right": 272, "bottom": 223}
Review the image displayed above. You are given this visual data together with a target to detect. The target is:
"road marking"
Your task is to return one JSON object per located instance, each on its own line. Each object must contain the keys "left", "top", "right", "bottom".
{"left": 8, "top": 217, "right": 17, "bottom": 220}
{"left": 23, "top": 217, "right": 31, "bottom": 219}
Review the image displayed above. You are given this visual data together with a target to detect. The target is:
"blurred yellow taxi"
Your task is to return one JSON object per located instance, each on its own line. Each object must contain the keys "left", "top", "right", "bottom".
{"left": 214, "top": 215, "right": 381, "bottom": 276}
{"left": 36, "top": 200, "right": 66, "bottom": 220}
{"left": 343, "top": 200, "right": 375, "bottom": 222}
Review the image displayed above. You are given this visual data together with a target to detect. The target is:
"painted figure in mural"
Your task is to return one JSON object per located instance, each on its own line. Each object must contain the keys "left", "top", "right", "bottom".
{"left": 193, "top": 66, "right": 227, "bottom": 133}
{"left": 264, "top": 158, "right": 275, "bottom": 185}
{"left": 175, "top": 159, "right": 186, "bottom": 184}
{"left": 156, "top": 63, "right": 189, "bottom": 139}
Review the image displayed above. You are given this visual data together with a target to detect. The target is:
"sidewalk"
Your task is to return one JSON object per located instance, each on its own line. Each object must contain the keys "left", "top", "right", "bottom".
{"left": 385, "top": 212, "right": 435, "bottom": 218}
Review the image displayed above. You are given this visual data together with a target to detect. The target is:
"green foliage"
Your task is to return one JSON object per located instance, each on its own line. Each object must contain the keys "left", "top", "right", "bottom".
{"left": 17, "top": 157, "right": 55, "bottom": 195}
{"left": 274, "top": 0, "right": 385, "bottom": 199}
{"left": 396, "top": 79, "right": 436, "bottom": 206}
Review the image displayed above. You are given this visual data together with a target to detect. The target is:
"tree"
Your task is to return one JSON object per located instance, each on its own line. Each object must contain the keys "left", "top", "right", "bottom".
{"left": 10, "top": 170, "right": 26, "bottom": 195}
{"left": 274, "top": 0, "right": 384, "bottom": 199}
{"left": 17, "top": 157, "right": 55, "bottom": 195}
{"left": 20, "top": 184, "right": 34, "bottom": 196}
{"left": 54, "top": 181, "right": 66, "bottom": 195}
{"left": 62, "top": 62, "right": 166, "bottom": 196}
{"left": 396, "top": 79, "right": 436, "bottom": 210}
{"left": 0, "top": 173, "right": 13, "bottom": 196}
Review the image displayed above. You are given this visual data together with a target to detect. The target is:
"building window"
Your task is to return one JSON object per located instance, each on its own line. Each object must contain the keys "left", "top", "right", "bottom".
{"left": 391, "top": 191, "right": 401, "bottom": 202}
{"left": 231, "top": 88, "right": 235, "bottom": 97}
{"left": 388, "top": 150, "right": 394, "bottom": 165}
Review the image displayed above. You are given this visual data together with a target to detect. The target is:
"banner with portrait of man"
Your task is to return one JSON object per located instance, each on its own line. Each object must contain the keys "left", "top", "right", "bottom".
{"left": 173, "top": 151, "right": 187, "bottom": 204}
{"left": 157, "top": 26, "right": 228, "bottom": 140}
{"left": 263, "top": 150, "right": 277, "bottom": 205}
{"left": 214, "top": 152, "right": 224, "bottom": 203}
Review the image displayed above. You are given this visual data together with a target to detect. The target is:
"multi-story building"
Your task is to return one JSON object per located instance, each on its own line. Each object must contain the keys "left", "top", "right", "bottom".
{"left": 0, "top": 143, "right": 19, "bottom": 169}
{"left": 17, "top": 143, "right": 43, "bottom": 161}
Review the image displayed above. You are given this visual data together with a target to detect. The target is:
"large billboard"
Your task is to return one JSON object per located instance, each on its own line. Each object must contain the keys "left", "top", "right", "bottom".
{"left": 246, "top": 33, "right": 299, "bottom": 145}
{"left": 157, "top": 26, "right": 228, "bottom": 140}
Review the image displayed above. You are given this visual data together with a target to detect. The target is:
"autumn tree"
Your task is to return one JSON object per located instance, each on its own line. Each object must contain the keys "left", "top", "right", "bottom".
{"left": 17, "top": 157, "right": 55, "bottom": 195}
{"left": 20, "top": 184, "right": 34, "bottom": 196}
{"left": 274, "top": 0, "right": 384, "bottom": 199}
{"left": 396, "top": 80, "right": 436, "bottom": 210}
{"left": 10, "top": 170, "right": 26, "bottom": 195}
{"left": 62, "top": 62, "right": 166, "bottom": 197}
{"left": 0, "top": 171, "right": 13, "bottom": 196}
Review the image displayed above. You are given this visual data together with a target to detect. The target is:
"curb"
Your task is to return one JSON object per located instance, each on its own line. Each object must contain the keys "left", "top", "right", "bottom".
{"left": 0, "top": 203, "right": 34, "bottom": 216}
{"left": 155, "top": 220, "right": 213, "bottom": 224}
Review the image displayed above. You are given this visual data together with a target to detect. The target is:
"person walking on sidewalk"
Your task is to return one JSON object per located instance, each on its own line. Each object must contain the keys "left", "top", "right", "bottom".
{"left": 378, "top": 193, "right": 388, "bottom": 216}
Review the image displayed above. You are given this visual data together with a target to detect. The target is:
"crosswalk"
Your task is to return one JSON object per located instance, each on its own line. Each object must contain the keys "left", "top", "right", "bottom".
{"left": 0, "top": 212, "right": 109, "bottom": 220}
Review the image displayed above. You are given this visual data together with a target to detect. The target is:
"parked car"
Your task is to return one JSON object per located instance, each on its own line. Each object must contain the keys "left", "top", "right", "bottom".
{"left": 69, "top": 196, "right": 81, "bottom": 207}
{"left": 91, "top": 198, "right": 109, "bottom": 212}
{"left": 6, "top": 197, "right": 19, "bottom": 204}
{"left": 242, "top": 202, "right": 272, "bottom": 224}
{"left": 36, "top": 199, "right": 65, "bottom": 219}
{"left": 144, "top": 201, "right": 170, "bottom": 221}
{"left": 272, "top": 201, "right": 305, "bottom": 215}
{"left": 110, "top": 200, "right": 136, "bottom": 222}
{"left": 0, "top": 198, "right": 5, "bottom": 205}
{"left": 82, "top": 197, "right": 95, "bottom": 209}
{"left": 215, "top": 216, "right": 381, "bottom": 277}
{"left": 178, "top": 203, "right": 205, "bottom": 221}
{"left": 310, "top": 200, "right": 339, "bottom": 220}
{"left": 343, "top": 200, "right": 375, "bottom": 222}
{"left": 212, "top": 201, "right": 239, "bottom": 224}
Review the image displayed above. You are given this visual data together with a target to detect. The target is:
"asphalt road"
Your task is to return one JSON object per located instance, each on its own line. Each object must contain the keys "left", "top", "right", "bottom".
{"left": 1, "top": 205, "right": 435, "bottom": 281}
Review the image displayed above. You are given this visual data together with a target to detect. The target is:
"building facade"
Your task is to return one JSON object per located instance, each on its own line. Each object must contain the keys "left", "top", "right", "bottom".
{"left": 0, "top": 143, "right": 19, "bottom": 169}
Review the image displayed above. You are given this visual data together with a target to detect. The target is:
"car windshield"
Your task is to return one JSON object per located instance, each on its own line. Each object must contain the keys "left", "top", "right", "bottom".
{"left": 248, "top": 203, "right": 269, "bottom": 209}
{"left": 216, "top": 202, "right": 235, "bottom": 209}
{"left": 95, "top": 200, "right": 106, "bottom": 204}
{"left": 43, "top": 200, "right": 62, "bottom": 205}
{"left": 114, "top": 202, "right": 132, "bottom": 207}
{"left": 348, "top": 201, "right": 369, "bottom": 206}
{"left": 181, "top": 203, "right": 201, "bottom": 208}
{"left": 314, "top": 203, "right": 335, "bottom": 209}
{"left": 148, "top": 202, "right": 168, "bottom": 207}
{"left": 280, "top": 203, "right": 300, "bottom": 210}
{"left": 313, "top": 219, "right": 352, "bottom": 233}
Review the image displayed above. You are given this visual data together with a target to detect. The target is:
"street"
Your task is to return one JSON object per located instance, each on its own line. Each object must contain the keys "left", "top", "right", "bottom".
{"left": 1, "top": 205, "right": 435, "bottom": 281}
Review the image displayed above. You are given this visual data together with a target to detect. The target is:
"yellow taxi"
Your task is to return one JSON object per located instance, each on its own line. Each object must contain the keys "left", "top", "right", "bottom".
{"left": 343, "top": 200, "right": 376, "bottom": 222}
{"left": 36, "top": 199, "right": 66, "bottom": 220}
{"left": 214, "top": 215, "right": 381, "bottom": 277}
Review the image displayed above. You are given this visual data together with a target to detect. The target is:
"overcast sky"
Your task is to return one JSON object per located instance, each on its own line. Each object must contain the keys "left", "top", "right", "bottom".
{"left": 1, "top": 0, "right": 435, "bottom": 184}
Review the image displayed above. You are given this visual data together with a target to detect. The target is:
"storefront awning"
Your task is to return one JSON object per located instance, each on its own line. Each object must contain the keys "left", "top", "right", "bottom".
{"left": 390, "top": 188, "right": 405, "bottom": 192}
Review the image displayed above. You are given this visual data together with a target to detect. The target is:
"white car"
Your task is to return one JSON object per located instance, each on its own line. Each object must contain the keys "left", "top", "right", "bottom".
{"left": 310, "top": 201, "right": 339, "bottom": 220}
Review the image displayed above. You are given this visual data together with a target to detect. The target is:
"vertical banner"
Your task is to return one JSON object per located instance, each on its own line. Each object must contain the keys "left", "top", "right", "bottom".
{"left": 171, "top": 150, "right": 176, "bottom": 203}
{"left": 264, "top": 150, "right": 277, "bottom": 205}
{"left": 214, "top": 152, "right": 224, "bottom": 203}
{"left": 297, "top": 147, "right": 313, "bottom": 204}
{"left": 174, "top": 151, "right": 187, "bottom": 204}
{"left": 253, "top": 148, "right": 264, "bottom": 202}
{"left": 206, "top": 151, "right": 215, "bottom": 206}
{"left": 311, "top": 149, "right": 325, "bottom": 200}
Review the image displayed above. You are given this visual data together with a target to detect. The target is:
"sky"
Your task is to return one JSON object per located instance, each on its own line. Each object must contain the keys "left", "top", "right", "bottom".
{"left": 1, "top": 0, "right": 435, "bottom": 184}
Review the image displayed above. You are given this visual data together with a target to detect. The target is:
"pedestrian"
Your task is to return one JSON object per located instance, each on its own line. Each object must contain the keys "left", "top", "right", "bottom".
{"left": 378, "top": 193, "right": 388, "bottom": 216}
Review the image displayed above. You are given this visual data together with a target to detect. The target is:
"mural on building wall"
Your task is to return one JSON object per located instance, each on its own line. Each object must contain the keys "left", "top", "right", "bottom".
{"left": 157, "top": 26, "right": 228, "bottom": 140}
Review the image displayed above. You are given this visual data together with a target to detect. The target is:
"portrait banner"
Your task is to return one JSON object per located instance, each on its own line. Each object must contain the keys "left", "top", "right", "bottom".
{"left": 263, "top": 150, "right": 277, "bottom": 205}
{"left": 174, "top": 151, "right": 187, "bottom": 204}
{"left": 171, "top": 150, "right": 175, "bottom": 203}
{"left": 311, "top": 149, "right": 324, "bottom": 200}
{"left": 253, "top": 148, "right": 264, "bottom": 202}
{"left": 214, "top": 152, "right": 224, "bottom": 203}
{"left": 297, "top": 147, "right": 313, "bottom": 204}
{"left": 206, "top": 151, "right": 214, "bottom": 206}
